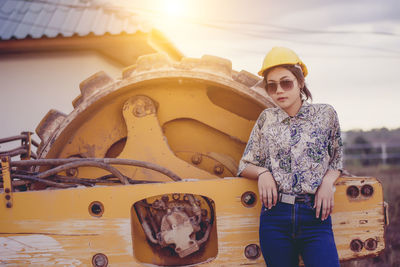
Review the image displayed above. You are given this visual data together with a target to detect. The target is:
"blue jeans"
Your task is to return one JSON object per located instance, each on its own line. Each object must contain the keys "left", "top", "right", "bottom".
{"left": 259, "top": 202, "right": 339, "bottom": 267}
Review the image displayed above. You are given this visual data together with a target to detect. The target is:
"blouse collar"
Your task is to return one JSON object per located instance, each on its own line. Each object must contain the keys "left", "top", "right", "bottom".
{"left": 276, "top": 101, "right": 312, "bottom": 123}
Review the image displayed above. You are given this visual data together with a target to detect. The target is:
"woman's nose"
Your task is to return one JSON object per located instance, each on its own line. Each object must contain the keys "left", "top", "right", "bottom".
{"left": 276, "top": 84, "right": 285, "bottom": 93}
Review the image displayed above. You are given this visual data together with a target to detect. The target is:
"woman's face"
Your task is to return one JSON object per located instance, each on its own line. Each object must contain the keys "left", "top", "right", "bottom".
{"left": 266, "top": 67, "right": 303, "bottom": 116}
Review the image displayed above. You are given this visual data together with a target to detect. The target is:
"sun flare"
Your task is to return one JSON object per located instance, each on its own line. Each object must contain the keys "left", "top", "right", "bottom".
{"left": 163, "top": 0, "right": 186, "bottom": 18}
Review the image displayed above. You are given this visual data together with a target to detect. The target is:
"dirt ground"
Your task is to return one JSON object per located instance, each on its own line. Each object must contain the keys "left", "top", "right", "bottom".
{"left": 341, "top": 165, "right": 400, "bottom": 267}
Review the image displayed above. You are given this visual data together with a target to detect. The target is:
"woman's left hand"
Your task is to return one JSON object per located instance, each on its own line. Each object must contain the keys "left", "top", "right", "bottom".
{"left": 314, "top": 179, "right": 335, "bottom": 221}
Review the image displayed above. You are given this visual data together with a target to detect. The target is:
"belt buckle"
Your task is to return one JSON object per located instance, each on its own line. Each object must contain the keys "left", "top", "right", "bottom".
{"left": 281, "top": 193, "right": 296, "bottom": 204}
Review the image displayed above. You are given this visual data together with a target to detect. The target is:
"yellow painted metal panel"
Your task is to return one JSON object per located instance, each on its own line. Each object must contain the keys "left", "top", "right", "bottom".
{"left": 0, "top": 177, "right": 385, "bottom": 266}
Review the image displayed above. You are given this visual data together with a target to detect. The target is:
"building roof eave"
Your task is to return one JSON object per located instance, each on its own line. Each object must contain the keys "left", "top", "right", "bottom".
{"left": 0, "top": 30, "right": 184, "bottom": 66}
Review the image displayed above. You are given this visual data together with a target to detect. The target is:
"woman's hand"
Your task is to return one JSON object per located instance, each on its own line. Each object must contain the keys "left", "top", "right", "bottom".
{"left": 258, "top": 172, "right": 278, "bottom": 209}
{"left": 314, "top": 170, "right": 341, "bottom": 220}
{"left": 240, "top": 165, "right": 278, "bottom": 209}
{"left": 314, "top": 179, "right": 335, "bottom": 221}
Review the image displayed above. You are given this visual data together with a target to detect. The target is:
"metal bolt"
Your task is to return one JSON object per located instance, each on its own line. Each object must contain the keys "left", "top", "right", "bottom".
{"left": 361, "top": 184, "right": 374, "bottom": 197}
{"left": 133, "top": 106, "right": 145, "bottom": 117}
{"left": 191, "top": 153, "right": 202, "bottom": 165}
{"left": 92, "top": 253, "right": 108, "bottom": 267}
{"left": 5, "top": 195, "right": 11, "bottom": 200}
{"left": 161, "top": 195, "right": 169, "bottom": 203}
{"left": 5, "top": 188, "right": 10, "bottom": 193}
{"left": 346, "top": 186, "right": 360, "bottom": 198}
{"left": 6, "top": 202, "right": 12, "bottom": 208}
{"left": 131, "top": 96, "right": 156, "bottom": 118}
{"left": 241, "top": 191, "right": 257, "bottom": 207}
{"left": 244, "top": 244, "right": 261, "bottom": 259}
{"left": 89, "top": 202, "right": 104, "bottom": 217}
{"left": 214, "top": 164, "right": 224, "bottom": 175}
{"left": 91, "top": 204, "right": 102, "bottom": 215}
{"left": 364, "top": 238, "right": 377, "bottom": 251}
{"left": 350, "top": 239, "right": 363, "bottom": 252}
{"left": 152, "top": 200, "right": 161, "bottom": 209}
{"left": 1, "top": 157, "right": 7, "bottom": 162}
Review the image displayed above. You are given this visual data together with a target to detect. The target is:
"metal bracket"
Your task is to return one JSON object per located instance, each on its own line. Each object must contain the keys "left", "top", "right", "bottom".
{"left": 1, "top": 156, "right": 13, "bottom": 208}
{"left": 21, "top": 131, "right": 32, "bottom": 160}
{"left": 118, "top": 96, "right": 215, "bottom": 181}
{"left": 384, "top": 201, "right": 389, "bottom": 226}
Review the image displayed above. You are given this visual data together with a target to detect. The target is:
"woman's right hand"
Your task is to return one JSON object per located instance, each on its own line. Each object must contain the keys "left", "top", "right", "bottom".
{"left": 258, "top": 172, "right": 278, "bottom": 209}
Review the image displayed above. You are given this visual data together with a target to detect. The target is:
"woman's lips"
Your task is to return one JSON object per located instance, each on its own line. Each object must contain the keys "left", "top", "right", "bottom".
{"left": 277, "top": 97, "right": 287, "bottom": 101}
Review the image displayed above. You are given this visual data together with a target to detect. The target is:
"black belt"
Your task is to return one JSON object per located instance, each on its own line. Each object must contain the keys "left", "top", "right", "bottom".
{"left": 278, "top": 193, "right": 314, "bottom": 205}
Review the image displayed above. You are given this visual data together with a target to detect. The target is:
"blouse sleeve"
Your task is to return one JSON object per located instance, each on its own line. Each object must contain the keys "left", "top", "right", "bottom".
{"left": 328, "top": 108, "right": 344, "bottom": 171}
{"left": 237, "top": 110, "right": 268, "bottom": 176}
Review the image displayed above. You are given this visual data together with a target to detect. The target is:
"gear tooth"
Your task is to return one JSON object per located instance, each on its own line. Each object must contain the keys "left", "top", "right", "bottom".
{"left": 233, "top": 70, "right": 272, "bottom": 105}
{"left": 122, "top": 64, "right": 137, "bottom": 79}
{"left": 178, "top": 57, "right": 202, "bottom": 70}
{"left": 72, "top": 94, "right": 83, "bottom": 108}
{"left": 135, "top": 53, "right": 172, "bottom": 73}
{"left": 35, "top": 109, "right": 67, "bottom": 144}
{"left": 79, "top": 71, "right": 114, "bottom": 99}
{"left": 233, "top": 70, "right": 261, "bottom": 87}
{"left": 197, "top": 55, "right": 232, "bottom": 77}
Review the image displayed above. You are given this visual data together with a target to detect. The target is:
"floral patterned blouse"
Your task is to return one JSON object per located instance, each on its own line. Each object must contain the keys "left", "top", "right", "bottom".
{"left": 238, "top": 101, "right": 343, "bottom": 194}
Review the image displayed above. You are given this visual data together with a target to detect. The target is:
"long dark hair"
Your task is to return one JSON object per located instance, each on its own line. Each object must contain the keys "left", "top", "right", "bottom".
{"left": 263, "top": 64, "right": 312, "bottom": 101}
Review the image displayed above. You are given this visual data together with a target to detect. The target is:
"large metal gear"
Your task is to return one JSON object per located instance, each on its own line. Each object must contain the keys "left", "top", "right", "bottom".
{"left": 35, "top": 53, "right": 274, "bottom": 182}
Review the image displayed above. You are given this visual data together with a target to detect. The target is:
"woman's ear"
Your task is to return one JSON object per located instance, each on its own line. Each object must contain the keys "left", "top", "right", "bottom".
{"left": 299, "top": 81, "right": 305, "bottom": 90}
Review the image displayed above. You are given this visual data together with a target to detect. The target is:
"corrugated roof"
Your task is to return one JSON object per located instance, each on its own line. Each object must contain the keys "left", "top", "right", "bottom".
{"left": 0, "top": 0, "right": 152, "bottom": 40}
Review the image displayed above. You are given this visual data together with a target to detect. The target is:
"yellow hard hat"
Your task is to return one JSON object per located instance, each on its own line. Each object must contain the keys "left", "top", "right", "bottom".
{"left": 258, "top": 47, "right": 308, "bottom": 77}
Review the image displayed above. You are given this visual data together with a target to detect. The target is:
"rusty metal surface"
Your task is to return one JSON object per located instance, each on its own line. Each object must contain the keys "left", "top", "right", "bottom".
{"left": 1, "top": 157, "right": 13, "bottom": 208}
{"left": 134, "top": 193, "right": 214, "bottom": 260}
{"left": 11, "top": 158, "right": 182, "bottom": 182}
{"left": 20, "top": 131, "right": 32, "bottom": 160}
{"left": 0, "top": 134, "right": 28, "bottom": 144}
{"left": 12, "top": 173, "right": 74, "bottom": 188}
{"left": 35, "top": 109, "right": 67, "bottom": 146}
{"left": 0, "top": 132, "right": 38, "bottom": 159}
{"left": 0, "top": 147, "right": 27, "bottom": 157}
{"left": 36, "top": 161, "right": 129, "bottom": 185}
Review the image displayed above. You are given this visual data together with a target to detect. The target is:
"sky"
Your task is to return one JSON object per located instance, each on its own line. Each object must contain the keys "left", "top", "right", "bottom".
{"left": 121, "top": 0, "right": 400, "bottom": 131}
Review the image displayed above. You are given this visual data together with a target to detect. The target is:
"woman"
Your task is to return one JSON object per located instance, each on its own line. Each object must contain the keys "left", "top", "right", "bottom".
{"left": 238, "top": 47, "right": 343, "bottom": 267}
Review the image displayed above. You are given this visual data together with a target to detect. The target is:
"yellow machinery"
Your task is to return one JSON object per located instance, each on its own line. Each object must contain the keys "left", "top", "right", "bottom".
{"left": 0, "top": 53, "right": 388, "bottom": 266}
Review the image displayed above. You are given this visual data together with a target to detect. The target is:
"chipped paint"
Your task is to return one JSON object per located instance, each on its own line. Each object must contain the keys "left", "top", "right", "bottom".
{"left": 0, "top": 177, "right": 385, "bottom": 265}
{"left": 0, "top": 235, "right": 82, "bottom": 265}
{"left": 115, "top": 219, "right": 134, "bottom": 256}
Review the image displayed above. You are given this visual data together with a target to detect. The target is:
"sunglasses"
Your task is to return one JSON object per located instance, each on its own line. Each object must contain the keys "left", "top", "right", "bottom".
{"left": 265, "top": 79, "right": 295, "bottom": 94}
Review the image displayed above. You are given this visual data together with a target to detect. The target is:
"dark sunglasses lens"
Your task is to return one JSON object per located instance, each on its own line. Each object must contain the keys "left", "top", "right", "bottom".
{"left": 280, "top": 80, "right": 294, "bottom": 91}
{"left": 266, "top": 83, "right": 277, "bottom": 93}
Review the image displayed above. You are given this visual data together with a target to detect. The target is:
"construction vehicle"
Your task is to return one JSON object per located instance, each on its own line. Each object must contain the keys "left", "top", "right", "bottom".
{"left": 0, "top": 53, "right": 388, "bottom": 266}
